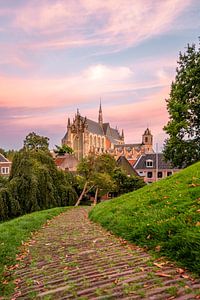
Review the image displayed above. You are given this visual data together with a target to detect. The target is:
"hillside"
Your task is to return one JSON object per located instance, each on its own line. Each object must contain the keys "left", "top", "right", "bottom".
{"left": 89, "top": 162, "right": 200, "bottom": 274}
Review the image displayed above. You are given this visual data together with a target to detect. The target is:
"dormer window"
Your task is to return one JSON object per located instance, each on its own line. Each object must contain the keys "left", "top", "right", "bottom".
{"left": 146, "top": 159, "right": 153, "bottom": 167}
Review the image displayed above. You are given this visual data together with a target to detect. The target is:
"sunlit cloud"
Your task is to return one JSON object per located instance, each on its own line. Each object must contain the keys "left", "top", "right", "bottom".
{"left": 0, "top": 60, "right": 172, "bottom": 109}
{"left": 9, "top": 0, "right": 192, "bottom": 52}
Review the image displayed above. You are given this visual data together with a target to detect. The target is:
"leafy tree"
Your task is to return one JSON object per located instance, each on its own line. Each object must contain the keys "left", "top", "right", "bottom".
{"left": 92, "top": 172, "right": 116, "bottom": 205}
{"left": 95, "top": 154, "right": 116, "bottom": 175}
{"left": 163, "top": 41, "right": 200, "bottom": 167}
{"left": 23, "top": 132, "right": 49, "bottom": 151}
{"left": 112, "top": 167, "right": 145, "bottom": 196}
{"left": 54, "top": 144, "right": 73, "bottom": 156}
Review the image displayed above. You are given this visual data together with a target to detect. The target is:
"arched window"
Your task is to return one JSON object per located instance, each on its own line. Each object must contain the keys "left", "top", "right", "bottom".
{"left": 102, "top": 138, "right": 104, "bottom": 148}
{"left": 98, "top": 137, "right": 101, "bottom": 148}
{"left": 94, "top": 136, "right": 97, "bottom": 147}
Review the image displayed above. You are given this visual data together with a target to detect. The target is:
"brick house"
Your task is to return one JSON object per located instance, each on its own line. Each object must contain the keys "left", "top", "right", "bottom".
{"left": 134, "top": 153, "right": 180, "bottom": 183}
{"left": 0, "top": 153, "right": 12, "bottom": 176}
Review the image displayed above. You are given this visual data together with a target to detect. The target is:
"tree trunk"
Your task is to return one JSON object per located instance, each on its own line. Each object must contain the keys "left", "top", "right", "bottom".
{"left": 75, "top": 182, "right": 88, "bottom": 206}
{"left": 94, "top": 187, "right": 99, "bottom": 206}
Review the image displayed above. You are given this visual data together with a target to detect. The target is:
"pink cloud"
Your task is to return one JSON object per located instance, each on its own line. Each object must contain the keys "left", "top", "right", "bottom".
{"left": 0, "top": 60, "right": 172, "bottom": 109}
{"left": 10, "top": 0, "right": 192, "bottom": 51}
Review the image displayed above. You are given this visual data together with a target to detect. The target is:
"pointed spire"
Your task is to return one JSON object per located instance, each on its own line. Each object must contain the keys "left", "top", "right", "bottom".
{"left": 98, "top": 99, "right": 103, "bottom": 125}
{"left": 77, "top": 108, "right": 80, "bottom": 116}
{"left": 121, "top": 129, "right": 124, "bottom": 139}
{"left": 99, "top": 97, "right": 102, "bottom": 112}
{"left": 67, "top": 117, "right": 70, "bottom": 127}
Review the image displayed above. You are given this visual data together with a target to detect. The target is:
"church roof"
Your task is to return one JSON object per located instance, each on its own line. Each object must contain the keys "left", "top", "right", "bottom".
{"left": 103, "top": 123, "right": 121, "bottom": 143}
{"left": 114, "top": 143, "right": 142, "bottom": 150}
{"left": 143, "top": 128, "right": 151, "bottom": 135}
{"left": 84, "top": 118, "right": 104, "bottom": 135}
{"left": 62, "top": 132, "right": 68, "bottom": 142}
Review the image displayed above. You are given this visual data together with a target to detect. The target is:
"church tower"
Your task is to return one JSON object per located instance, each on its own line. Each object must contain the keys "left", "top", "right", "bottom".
{"left": 142, "top": 128, "right": 153, "bottom": 153}
{"left": 98, "top": 100, "right": 103, "bottom": 126}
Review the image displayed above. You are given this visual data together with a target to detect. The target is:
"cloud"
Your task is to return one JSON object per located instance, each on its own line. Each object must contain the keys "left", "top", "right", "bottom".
{"left": 0, "top": 60, "right": 172, "bottom": 109}
{"left": 10, "top": 0, "right": 192, "bottom": 52}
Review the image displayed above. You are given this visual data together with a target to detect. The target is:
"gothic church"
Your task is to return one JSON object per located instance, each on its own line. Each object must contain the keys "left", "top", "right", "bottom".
{"left": 62, "top": 104, "right": 154, "bottom": 163}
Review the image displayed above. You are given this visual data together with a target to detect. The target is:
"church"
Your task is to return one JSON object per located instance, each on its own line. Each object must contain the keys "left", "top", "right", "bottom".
{"left": 62, "top": 104, "right": 154, "bottom": 163}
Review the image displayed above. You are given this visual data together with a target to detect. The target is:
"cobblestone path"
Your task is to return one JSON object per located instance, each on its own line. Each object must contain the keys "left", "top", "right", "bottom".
{"left": 12, "top": 207, "right": 200, "bottom": 299}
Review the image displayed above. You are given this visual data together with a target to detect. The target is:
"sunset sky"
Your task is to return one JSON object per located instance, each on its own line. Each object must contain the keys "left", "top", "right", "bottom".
{"left": 0, "top": 0, "right": 200, "bottom": 150}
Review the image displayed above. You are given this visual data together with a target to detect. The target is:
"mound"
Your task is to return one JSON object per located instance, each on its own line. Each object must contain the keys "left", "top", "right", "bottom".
{"left": 89, "top": 162, "right": 200, "bottom": 274}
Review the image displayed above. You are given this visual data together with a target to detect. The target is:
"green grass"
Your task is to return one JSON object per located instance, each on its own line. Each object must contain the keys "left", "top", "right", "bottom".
{"left": 0, "top": 206, "right": 70, "bottom": 296}
{"left": 89, "top": 162, "right": 200, "bottom": 275}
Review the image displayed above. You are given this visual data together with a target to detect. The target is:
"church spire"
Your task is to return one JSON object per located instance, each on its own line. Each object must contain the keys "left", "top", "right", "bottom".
{"left": 121, "top": 129, "right": 124, "bottom": 140}
{"left": 98, "top": 99, "right": 103, "bottom": 125}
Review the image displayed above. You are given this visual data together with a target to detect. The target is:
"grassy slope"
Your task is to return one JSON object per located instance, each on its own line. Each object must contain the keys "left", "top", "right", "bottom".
{"left": 0, "top": 206, "right": 70, "bottom": 296}
{"left": 89, "top": 162, "right": 200, "bottom": 274}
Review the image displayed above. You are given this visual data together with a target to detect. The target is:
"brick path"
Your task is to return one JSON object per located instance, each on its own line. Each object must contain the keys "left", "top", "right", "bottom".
{"left": 12, "top": 207, "right": 200, "bottom": 299}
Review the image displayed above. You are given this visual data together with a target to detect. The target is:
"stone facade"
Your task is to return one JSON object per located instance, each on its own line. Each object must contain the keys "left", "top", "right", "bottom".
{"left": 62, "top": 105, "right": 154, "bottom": 162}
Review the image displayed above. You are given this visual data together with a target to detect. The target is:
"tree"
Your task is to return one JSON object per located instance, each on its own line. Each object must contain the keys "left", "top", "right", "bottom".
{"left": 0, "top": 148, "right": 6, "bottom": 157}
{"left": 92, "top": 172, "right": 116, "bottom": 205}
{"left": 163, "top": 41, "right": 200, "bottom": 167}
{"left": 112, "top": 167, "right": 145, "bottom": 196}
{"left": 54, "top": 144, "right": 73, "bottom": 156}
{"left": 75, "top": 155, "right": 96, "bottom": 206}
{"left": 23, "top": 132, "right": 49, "bottom": 151}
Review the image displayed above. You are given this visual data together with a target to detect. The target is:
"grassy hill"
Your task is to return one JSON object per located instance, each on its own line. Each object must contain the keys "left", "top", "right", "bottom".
{"left": 89, "top": 162, "right": 200, "bottom": 275}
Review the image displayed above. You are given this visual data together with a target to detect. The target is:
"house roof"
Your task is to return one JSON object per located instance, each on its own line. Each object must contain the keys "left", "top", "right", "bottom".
{"left": 134, "top": 153, "right": 179, "bottom": 170}
{"left": 55, "top": 154, "right": 78, "bottom": 171}
{"left": 117, "top": 156, "right": 138, "bottom": 176}
{"left": 0, "top": 153, "right": 9, "bottom": 162}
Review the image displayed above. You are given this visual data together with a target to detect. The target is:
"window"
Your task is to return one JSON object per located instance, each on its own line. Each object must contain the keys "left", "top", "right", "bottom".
{"left": 167, "top": 171, "right": 172, "bottom": 176}
{"left": 145, "top": 137, "right": 148, "bottom": 143}
{"left": 147, "top": 171, "right": 152, "bottom": 178}
{"left": 98, "top": 137, "right": 101, "bottom": 147}
{"left": 90, "top": 135, "right": 92, "bottom": 146}
{"left": 1, "top": 167, "right": 9, "bottom": 174}
{"left": 157, "top": 171, "right": 163, "bottom": 178}
{"left": 146, "top": 160, "right": 153, "bottom": 167}
{"left": 102, "top": 138, "right": 104, "bottom": 148}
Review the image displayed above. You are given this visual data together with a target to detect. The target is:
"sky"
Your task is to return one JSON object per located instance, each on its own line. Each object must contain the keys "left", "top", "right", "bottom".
{"left": 0, "top": 0, "right": 200, "bottom": 150}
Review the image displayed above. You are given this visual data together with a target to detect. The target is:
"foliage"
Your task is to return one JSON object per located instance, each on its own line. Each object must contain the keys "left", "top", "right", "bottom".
{"left": 23, "top": 132, "right": 49, "bottom": 151}
{"left": 54, "top": 144, "right": 73, "bottom": 155}
{"left": 95, "top": 154, "right": 116, "bottom": 175}
{"left": 0, "top": 133, "right": 77, "bottom": 221}
{"left": 163, "top": 42, "right": 200, "bottom": 167}
{"left": 76, "top": 153, "right": 144, "bottom": 205}
{"left": 0, "top": 207, "right": 70, "bottom": 297}
{"left": 0, "top": 148, "right": 6, "bottom": 157}
{"left": 0, "top": 176, "right": 8, "bottom": 188}
{"left": 89, "top": 162, "right": 200, "bottom": 275}
{"left": 112, "top": 167, "right": 145, "bottom": 196}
